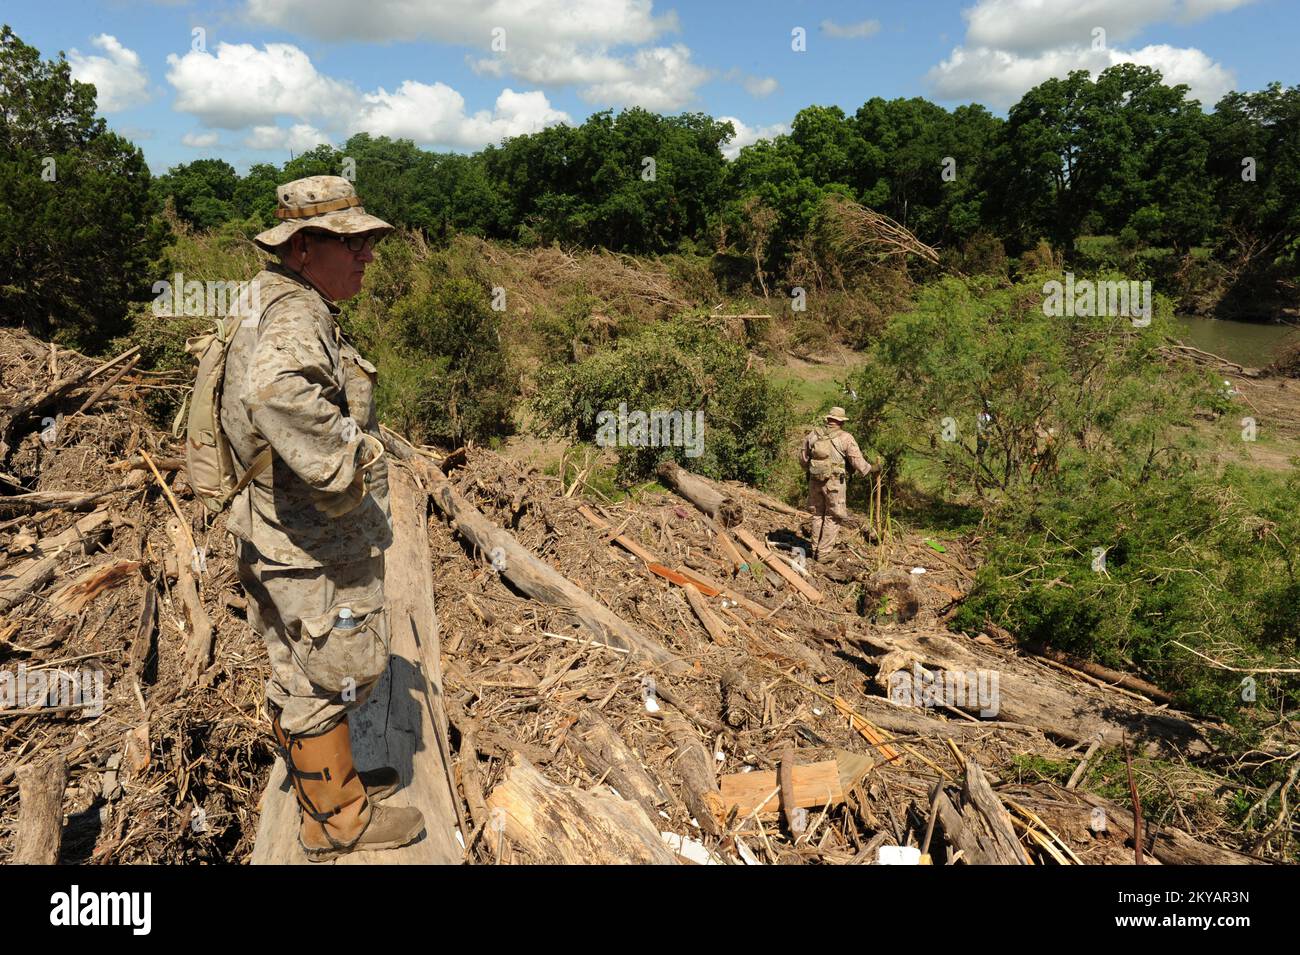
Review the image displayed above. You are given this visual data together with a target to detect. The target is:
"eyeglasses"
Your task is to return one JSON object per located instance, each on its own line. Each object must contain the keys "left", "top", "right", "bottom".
{"left": 317, "top": 233, "right": 381, "bottom": 253}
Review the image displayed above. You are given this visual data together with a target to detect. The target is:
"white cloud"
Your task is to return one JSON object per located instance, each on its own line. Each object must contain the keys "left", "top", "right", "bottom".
{"left": 743, "top": 75, "right": 778, "bottom": 97}
{"left": 927, "top": 42, "right": 1234, "bottom": 107}
{"left": 962, "top": 0, "right": 1255, "bottom": 53}
{"left": 356, "top": 83, "right": 570, "bottom": 149}
{"left": 244, "top": 0, "right": 676, "bottom": 45}
{"left": 181, "top": 131, "right": 219, "bottom": 148}
{"left": 68, "top": 35, "right": 150, "bottom": 112}
{"left": 471, "top": 42, "right": 709, "bottom": 110}
{"left": 165, "top": 42, "right": 356, "bottom": 128}
{"left": 568, "top": 44, "right": 710, "bottom": 111}
{"left": 244, "top": 123, "right": 333, "bottom": 152}
{"left": 717, "top": 116, "right": 788, "bottom": 160}
{"left": 821, "top": 19, "right": 882, "bottom": 39}
{"left": 928, "top": 0, "right": 1247, "bottom": 107}
{"left": 165, "top": 40, "right": 574, "bottom": 151}
{"left": 249, "top": 0, "right": 707, "bottom": 111}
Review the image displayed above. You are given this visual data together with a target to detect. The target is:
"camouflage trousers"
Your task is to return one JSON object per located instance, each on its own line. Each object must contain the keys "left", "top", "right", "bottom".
{"left": 237, "top": 544, "right": 390, "bottom": 737}
{"left": 807, "top": 474, "right": 849, "bottom": 557}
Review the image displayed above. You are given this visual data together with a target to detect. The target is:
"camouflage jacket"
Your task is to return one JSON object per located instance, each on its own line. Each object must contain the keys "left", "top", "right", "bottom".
{"left": 221, "top": 263, "right": 391, "bottom": 567}
{"left": 799, "top": 427, "right": 872, "bottom": 479}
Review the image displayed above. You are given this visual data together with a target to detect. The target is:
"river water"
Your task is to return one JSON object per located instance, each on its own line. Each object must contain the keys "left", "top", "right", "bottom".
{"left": 1173, "top": 315, "right": 1298, "bottom": 368}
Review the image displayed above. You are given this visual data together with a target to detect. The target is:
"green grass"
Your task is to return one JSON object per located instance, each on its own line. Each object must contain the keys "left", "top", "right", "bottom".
{"left": 768, "top": 362, "right": 861, "bottom": 418}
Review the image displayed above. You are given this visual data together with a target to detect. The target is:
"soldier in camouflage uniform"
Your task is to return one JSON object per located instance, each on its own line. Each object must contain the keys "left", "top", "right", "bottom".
{"left": 224, "top": 176, "right": 424, "bottom": 859}
{"left": 799, "top": 407, "right": 872, "bottom": 561}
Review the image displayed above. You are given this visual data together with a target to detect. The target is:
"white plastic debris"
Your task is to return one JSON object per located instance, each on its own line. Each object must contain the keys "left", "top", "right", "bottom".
{"left": 877, "top": 845, "right": 922, "bottom": 865}
{"left": 910, "top": 566, "right": 928, "bottom": 575}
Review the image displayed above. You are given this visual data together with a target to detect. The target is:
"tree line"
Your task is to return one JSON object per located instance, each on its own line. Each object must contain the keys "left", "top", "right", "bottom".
{"left": 1, "top": 21, "right": 1298, "bottom": 346}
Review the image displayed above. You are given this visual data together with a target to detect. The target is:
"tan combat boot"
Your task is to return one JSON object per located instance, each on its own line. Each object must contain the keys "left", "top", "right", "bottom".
{"left": 270, "top": 706, "right": 400, "bottom": 802}
{"left": 273, "top": 715, "right": 425, "bottom": 861}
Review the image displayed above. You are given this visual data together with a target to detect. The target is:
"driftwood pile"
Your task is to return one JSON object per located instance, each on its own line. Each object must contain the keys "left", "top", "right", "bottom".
{"left": 0, "top": 326, "right": 1268, "bottom": 865}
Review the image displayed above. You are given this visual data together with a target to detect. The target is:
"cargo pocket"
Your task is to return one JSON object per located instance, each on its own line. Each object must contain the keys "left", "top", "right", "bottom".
{"left": 297, "top": 587, "right": 389, "bottom": 695}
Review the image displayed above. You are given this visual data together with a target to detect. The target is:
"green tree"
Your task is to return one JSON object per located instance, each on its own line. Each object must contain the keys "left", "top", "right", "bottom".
{"left": 153, "top": 158, "right": 239, "bottom": 229}
{"left": 0, "top": 24, "right": 163, "bottom": 346}
{"left": 1207, "top": 82, "right": 1300, "bottom": 304}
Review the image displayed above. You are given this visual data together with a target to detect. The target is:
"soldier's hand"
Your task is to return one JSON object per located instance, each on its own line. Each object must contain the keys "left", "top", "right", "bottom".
{"left": 312, "top": 434, "right": 384, "bottom": 518}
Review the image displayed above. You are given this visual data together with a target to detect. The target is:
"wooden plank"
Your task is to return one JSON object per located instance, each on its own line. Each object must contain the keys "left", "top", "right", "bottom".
{"left": 647, "top": 563, "right": 719, "bottom": 596}
{"left": 682, "top": 583, "right": 731, "bottom": 645}
{"left": 251, "top": 466, "right": 463, "bottom": 864}
{"left": 718, "top": 759, "right": 843, "bottom": 816}
{"left": 710, "top": 519, "right": 747, "bottom": 572}
{"left": 733, "top": 527, "right": 824, "bottom": 603}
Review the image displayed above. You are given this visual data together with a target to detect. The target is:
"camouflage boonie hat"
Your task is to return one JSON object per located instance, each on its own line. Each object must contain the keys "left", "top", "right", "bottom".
{"left": 825, "top": 406, "right": 848, "bottom": 422}
{"left": 253, "top": 175, "right": 394, "bottom": 252}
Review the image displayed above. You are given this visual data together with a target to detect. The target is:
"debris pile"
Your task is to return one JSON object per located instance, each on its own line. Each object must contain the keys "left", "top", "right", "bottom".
{"left": 0, "top": 327, "right": 1266, "bottom": 865}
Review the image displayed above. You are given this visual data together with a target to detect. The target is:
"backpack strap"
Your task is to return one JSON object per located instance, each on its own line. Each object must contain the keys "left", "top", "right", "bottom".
{"left": 224, "top": 448, "right": 272, "bottom": 502}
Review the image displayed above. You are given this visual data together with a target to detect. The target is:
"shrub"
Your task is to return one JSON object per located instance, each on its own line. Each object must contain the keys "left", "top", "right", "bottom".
{"left": 532, "top": 317, "right": 793, "bottom": 483}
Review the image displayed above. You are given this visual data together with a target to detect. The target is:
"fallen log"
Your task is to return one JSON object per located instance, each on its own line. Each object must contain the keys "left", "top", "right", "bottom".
{"left": 1022, "top": 641, "right": 1173, "bottom": 704}
{"left": 1007, "top": 789, "right": 1268, "bottom": 865}
{"left": 682, "top": 583, "right": 731, "bottom": 645}
{"left": 859, "top": 627, "right": 1209, "bottom": 757}
{"left": 402, "top": 452, "right": 687, "bottom": 677}
{"left": 13, "top": 755, "right": 68, "bottom": 864}
{"left": 445, "top": 696, "right": 490, "bottom": 830}
{"left": 658, "top": 710, "right": 723, "bottom": 835}
{"left": 0, "top": 487, "right": 131, "bottom": 513}
{"left": 676, "top": 563, "right": 776, "bottom": 619}
{"left": 657, "top": 460, "right": 743, "bottom": 526}
{"left": 567, "top": 709, "right": 666, "bottom": 818}
{"left": 485, "top": 752, "right": 678, "bottom": 864}
{"left": 1073, "top": 792, "right": 1267, "bottom": 865}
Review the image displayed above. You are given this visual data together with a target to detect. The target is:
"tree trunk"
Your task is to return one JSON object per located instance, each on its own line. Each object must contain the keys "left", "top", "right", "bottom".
{"left": 656, "top": 460, "right": 744, "bottom": 526}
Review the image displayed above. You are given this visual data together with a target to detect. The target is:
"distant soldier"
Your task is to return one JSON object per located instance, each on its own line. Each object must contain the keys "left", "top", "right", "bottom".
{"left": 223, "top": 176, "right": 424, "bottom": 860}
{"left": 800, "top": 407, "right": 872, "bottom": 561}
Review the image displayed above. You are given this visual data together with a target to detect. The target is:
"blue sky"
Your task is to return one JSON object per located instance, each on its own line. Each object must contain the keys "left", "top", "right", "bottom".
{"left": 4, "top": 0, "right": 1295, "bottom": 173}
